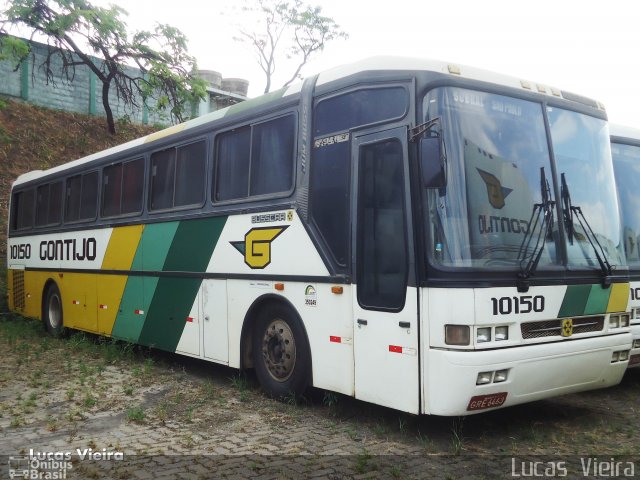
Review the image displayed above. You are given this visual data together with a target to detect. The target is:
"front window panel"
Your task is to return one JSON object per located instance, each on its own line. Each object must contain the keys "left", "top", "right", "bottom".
{"left": 423, "top": 87, "right": 556, "bottom": 269}
{"left": 612, "top": 142, "right": 640, "bottom": 268}
{"left": 548, "top": 109, "right": 624, "bottom": 268}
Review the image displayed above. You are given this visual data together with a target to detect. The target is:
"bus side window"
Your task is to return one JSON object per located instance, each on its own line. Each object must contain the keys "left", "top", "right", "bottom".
{"left": 35, "top": 184, "right": 50, "bottom": 226}
{"left": 48, "top": 181, "right": 63, "bottom": 225}
{"left": 150, "top": 148, "right": 176, "bottom": 211}
{"left": 215, "top": 127, "right": 251, "bottom": 201}
{"left": 65, "top": 172, "right": 98, "bottom": 222}
{"left": 121, "top": 158, "right": 144, "bottom": 214}
{"left": 12, "top": 189, "right": 35, "bottom": 231}
{"left": 175, "top": 141, "right": 206, "bottom": 207}
{"left": 250, "top": 115, "right": 295, "bottom": 196}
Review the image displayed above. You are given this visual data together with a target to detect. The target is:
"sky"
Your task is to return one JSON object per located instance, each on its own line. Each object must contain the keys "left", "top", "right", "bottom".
{"left": 3, "top": 0, "right": 639, "bottom": 129}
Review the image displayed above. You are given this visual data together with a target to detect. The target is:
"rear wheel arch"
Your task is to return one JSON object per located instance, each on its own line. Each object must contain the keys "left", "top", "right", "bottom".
{"left": 240, "top": 295, "right": 312, "bottom": 383}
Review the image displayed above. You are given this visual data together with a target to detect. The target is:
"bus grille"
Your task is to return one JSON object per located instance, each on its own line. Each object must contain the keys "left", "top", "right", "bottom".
{"left": 13, "top": 270, "right": 25, "bottom": 310}
{"left": 521, "top": 316, "right": 604, "bottom": 339}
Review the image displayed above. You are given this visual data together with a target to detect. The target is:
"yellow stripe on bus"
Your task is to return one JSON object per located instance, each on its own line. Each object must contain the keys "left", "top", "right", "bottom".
{"left": 101, "top": 225, "right": 144, "bottom": 270}
{"left": 606, "top": 282, "right": 629, "bottom": 313}
{"left": 144, "top": 124, "right": 186, "bottom": 143}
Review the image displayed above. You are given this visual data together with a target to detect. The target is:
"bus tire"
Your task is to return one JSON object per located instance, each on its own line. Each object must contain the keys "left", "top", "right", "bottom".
{"left": 44, "top": 284, "right": 65, "bottom": 338}
{"left": 252, "top": 303, "right": 311, "bottom": 399}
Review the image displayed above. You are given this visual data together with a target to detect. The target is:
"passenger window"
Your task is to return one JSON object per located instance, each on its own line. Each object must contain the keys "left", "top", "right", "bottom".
{"left": 35, "top": 184, "right": 50, "bottom": 226}
{"left": 251, "top": 115, "right": 295, "bottom": 196}
{"left": 13, "top": 189, "right": 35, "bottom": 230}
{"left": 103, "top": 163, "right": 123, "bottom": 217}
{"left": 103, "top": 158, "right": 144, "bottom": 217}
{"left": 65, "top": 172, "right": 98, "bottom": 222}
{"left": 121, "top": 159, "right": 144, "bottom": 214}
{"left": 175, "top": 141, "right": 206, "bottom": 207}
{"left": 150, "top": 140, "right": 206, "bottom": 211}
{"left": 65, "top": 175, "right": 82, "bottom": 222}
{"left": 150, "top": 148, "right": 176, "bottom": 211}
{"left": 215, "top": 127, "right": 251, "bottom": 201}
{"left": 48, "top": 181, "right": 63, "bottom": 225}
{"left": 79, "top": 172, "right": 98, "bottom": 220}
{"left": 214, "top": 114, "right": 295, "bottom": 202}
{"left": 36, "top": 183, "right": 63, "bottom": 226}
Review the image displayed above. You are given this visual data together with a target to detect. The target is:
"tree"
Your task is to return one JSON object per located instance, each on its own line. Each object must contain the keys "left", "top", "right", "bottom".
{"left": 0, "top": 0, "right": 207, "bottom": 134}
{"left": 235, "top": 0, "right": 347, "bottom": 94}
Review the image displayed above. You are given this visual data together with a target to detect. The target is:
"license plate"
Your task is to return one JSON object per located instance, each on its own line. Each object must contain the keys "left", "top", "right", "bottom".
{"left": 467, "top": 392, "right": 508, "bottom": 411}
{"left": 629, "top": 354, "right": 640, "bottom": 367}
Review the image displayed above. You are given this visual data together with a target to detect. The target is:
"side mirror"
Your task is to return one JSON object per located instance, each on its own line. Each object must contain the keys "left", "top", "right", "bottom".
{"left": 420, "top": 136, "right": 446, "bottom": 188}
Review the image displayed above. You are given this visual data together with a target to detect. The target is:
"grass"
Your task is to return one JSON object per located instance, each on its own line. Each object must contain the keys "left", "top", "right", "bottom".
{"left": 125, "top": 405, "right": 145, "bottom": 423}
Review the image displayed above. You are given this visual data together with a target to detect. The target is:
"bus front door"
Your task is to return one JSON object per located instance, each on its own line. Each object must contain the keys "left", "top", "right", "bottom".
{"left": 352, "top": 128, "right": 420, "bottom": 414}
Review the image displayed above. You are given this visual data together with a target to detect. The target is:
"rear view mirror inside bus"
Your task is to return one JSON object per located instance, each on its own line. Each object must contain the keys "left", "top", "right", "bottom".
{"left": 420, "top": 136, "right": 446, "bottom": 189}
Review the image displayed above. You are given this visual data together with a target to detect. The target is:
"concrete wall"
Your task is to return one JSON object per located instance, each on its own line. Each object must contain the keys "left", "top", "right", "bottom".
{"left": 0, "top": 37, "right": 248, "bottom": 125}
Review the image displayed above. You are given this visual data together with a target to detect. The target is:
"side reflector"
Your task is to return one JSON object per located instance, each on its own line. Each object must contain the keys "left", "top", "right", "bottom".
{"left": 331, "top": 286, "right": 343, "bottom": 294}
{"left": 274, "top": 283, "right": 284, "bottom": 291}
{"left": 186, "top": 317, "right": 194, "bottom": 323}
{"left": 329, "top": 336, "right": 352, "bottom": 345}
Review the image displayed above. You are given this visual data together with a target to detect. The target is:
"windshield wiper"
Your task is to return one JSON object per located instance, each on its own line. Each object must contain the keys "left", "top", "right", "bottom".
{"left": 517, "top": 167, "right": 555, "bottom": 292}
{"left": 560, "top": 173, "right": 613, "bottom": 283}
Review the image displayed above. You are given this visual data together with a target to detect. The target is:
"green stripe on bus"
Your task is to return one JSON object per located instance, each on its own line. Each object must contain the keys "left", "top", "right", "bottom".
{"left": 111, "top": 222, "right": 180, "bottom": 342}
{"left": 557, "top": 284, "right": 591, "bottom": 317}
{"left": 583, "top": 284, "right": 612, "bottom": 315}
{"left": 138, "top": 217, "right": 227, "bottom": 351}
{"left": 133, "top": 222, "right": 180, "bottom": 271}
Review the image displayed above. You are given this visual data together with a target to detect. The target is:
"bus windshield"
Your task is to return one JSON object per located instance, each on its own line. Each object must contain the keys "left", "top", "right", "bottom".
{"left": 423, "top": 87, "right": 624, "bottom": 271}
{"left": 612, "top": 141, "right": 640, "bottom": 269}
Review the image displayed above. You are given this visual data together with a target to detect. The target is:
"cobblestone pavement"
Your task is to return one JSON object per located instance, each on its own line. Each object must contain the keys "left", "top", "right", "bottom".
{"left": 1, "top": 316, "right": 639, "bottom": 479}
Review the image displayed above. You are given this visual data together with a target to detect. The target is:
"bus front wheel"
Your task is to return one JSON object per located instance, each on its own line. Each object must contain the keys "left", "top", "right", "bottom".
{"left": 44, "top": 284, "right": 65, "bottom": 337}
{"left": 252, "top": 304, "right": 310, "bottom": 399}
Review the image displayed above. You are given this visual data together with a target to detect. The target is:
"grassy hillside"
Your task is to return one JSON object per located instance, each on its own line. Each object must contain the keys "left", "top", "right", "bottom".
{"left": 0, "top": 97, "right": 159, "bottom": 268}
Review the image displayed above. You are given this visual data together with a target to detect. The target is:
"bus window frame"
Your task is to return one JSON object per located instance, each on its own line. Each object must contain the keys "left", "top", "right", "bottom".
{"left": 211, "top": 111, "right": 298, "bottom": 206}
{"left": 308, "top": 83, "right": 412, "bottom": 271}
{"left": 101, "top": 156, "right": 146, "bottom": 220}
{"left": 148, "top": 136, "right": 209, "bottom": 215}
{"left": 63, "top": 170, "right": 100, "bottom": 226}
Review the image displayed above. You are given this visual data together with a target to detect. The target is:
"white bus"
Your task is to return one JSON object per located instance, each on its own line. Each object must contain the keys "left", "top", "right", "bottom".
{"left": 611, "top": 124, "right": 640, "bottom": 367}
{"left": 7, "top": 57, "right": 632, "bottom": 415}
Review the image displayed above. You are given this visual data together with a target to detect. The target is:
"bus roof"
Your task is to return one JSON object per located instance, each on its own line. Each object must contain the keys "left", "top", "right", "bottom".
{"left": 12, "top": 56, "right": 600, "bottom": 188}
{"left": 610, "top": 123, "right": 640, "bottom": 141}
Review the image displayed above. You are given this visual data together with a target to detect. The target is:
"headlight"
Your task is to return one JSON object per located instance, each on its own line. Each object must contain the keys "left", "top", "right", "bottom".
{"left": 494, "top": 369, "right": 509, "bottom": 383}
{"left": 445, "top": 325, "right": 470, "bottom": 346}
{"left": 476, "top": 372, "right": 492, "bottom": 385}
{"left": 495, "top": 326, "right": 509, "bottom": 341}
{"left": 477, "top": 327, "right": 491, "bottom": 343}
{"left": 610, "top": 314, "right": 620, "bottom": 329}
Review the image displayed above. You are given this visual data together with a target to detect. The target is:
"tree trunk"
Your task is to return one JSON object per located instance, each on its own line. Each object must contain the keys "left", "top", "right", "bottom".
{"left": 101, "top": 81, "right": 116, "bottom": 134}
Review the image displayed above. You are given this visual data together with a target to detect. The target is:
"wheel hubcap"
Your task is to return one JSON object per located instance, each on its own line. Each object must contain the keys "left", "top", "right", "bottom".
{"left": 261, "top": 319, "right": 296, "bottom": 382}
{"left": 48, "top": 294, "right": 61, "bottom": 329}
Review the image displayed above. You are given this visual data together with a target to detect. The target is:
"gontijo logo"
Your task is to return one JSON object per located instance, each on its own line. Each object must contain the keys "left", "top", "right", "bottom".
{"left": 231, "top": 226, "right": 288, "bottom": 269}
{"left": 477, "top": 168, "right": 513, "bottom": 209}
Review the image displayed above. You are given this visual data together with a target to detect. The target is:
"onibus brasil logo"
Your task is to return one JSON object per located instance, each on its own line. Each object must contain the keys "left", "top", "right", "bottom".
{"left": 231, "top": 226, "right": 288, "bottom": 269}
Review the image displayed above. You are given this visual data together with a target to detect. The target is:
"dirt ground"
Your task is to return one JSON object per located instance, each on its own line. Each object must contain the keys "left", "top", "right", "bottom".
{"left": 0, "top": 314, "right": 639, "bottom": 479}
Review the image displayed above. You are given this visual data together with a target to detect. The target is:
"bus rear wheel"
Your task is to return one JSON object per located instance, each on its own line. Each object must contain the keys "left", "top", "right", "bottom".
{"left": 252, "top": 304, "right": 310, "bottom": 399}
{"left": 44, "top": 284, "right": 65, "bottom": 337}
